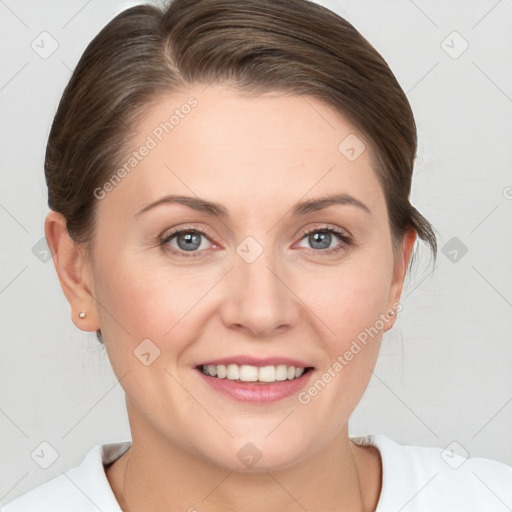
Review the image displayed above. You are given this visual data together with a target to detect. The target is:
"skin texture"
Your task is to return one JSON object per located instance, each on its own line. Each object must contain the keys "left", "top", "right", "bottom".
{"left": 45, "top": 84, "right": 416, "bottom": 511}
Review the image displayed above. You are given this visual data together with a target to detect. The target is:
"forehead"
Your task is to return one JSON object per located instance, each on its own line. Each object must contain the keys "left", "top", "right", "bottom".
{"left": 99, "top": 85, "right": 385, "bottom": 220}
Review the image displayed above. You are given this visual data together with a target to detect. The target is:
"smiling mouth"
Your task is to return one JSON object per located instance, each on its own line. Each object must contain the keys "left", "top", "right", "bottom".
{"left": 198, "top": 363, "right": 313, "bottom": 383}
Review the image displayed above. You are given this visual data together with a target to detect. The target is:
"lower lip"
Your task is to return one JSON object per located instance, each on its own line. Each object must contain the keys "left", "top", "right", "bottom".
{"left": 196, "top": 369, "right": 314, "bottom": 403}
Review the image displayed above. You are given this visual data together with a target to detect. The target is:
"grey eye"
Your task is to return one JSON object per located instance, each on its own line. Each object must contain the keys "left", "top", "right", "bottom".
{"left": 175, "top": 232, "right": 203, "bottom": 251}
{"left": 308, "top": 231, "right": 333, "bottom": 250}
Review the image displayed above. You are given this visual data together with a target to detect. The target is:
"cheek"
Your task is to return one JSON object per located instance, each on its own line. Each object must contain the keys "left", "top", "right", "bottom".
{"left": 291, "top": 269, "right": 390, "bottom": 434}
{"left": 91, "top": 248, "right": 221, "bottom": 361}
{"left": 292, "top": 250, "right": 393, "bottom": 418}
{"left": 299, "top": 254, "right": 393, "bottom": 347}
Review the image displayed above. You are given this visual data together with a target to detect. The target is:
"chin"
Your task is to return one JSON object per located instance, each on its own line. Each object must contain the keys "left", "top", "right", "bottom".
{"left": 196, "top": 431, "right": 315, "bottom": 474}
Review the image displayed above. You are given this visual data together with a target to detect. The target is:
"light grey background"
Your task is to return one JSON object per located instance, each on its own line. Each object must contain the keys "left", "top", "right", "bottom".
{"left": 1, "top": 0, "right": 511, "bottom": 504}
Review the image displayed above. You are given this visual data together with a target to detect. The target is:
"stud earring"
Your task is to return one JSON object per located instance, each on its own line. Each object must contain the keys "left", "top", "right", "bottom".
{"left": 79, "top": 312, "right": 87, "bottom": 319}
{"left": 387, "top": 310, "right": 396, "bottom": 317}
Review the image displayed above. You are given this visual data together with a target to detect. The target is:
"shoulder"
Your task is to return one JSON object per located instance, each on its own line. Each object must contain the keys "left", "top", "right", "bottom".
{"left": 354, "top": 434, "right": 512, "bottom": 512}
{"left": 1, "top": 442, "right": 130, "bottom": 512}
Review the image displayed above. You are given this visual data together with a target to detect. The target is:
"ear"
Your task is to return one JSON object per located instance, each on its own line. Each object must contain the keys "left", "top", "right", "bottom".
{"left": 384, "top": 228, "right": 417, "bottom": 331}
{"left": 44, "top": 210, "right": 100, "bottom": 332}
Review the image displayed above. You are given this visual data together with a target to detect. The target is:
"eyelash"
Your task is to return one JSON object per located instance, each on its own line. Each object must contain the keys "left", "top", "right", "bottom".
{"left": 160, "top": 225, "right": 353, "bottom": 258}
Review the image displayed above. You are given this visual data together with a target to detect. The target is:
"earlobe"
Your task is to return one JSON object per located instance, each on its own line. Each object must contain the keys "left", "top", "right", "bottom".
{"left": 44, "top": 211, "right": 99, "bottom": 332}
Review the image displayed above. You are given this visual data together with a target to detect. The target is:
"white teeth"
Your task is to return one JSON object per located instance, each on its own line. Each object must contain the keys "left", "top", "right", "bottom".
{"left": 276, "top": 364, "right": 288, "bottom": 381}
{"left": 227, "top": 364, "right": 239, "bottom": 380}
{"left": 216, "top": 364, "right": 227, "bottom": 379}
{"left": 201, "top": 363, "right": 307, "bottom": 383}
{"left": 258, "top": 365, "right": 276, "bottom": 382}
{"left": 239, "top": 365, "right": 259, "bottom": 382}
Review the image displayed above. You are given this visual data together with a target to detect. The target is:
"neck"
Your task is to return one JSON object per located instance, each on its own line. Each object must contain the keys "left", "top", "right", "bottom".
{"left": 106, "top": 415, "right": 380, "bottom": 512}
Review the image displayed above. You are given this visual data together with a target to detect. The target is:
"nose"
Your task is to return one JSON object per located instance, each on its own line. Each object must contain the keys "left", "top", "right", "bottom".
{"left": 218, "top": 245, "right": 300, "bottom": 338}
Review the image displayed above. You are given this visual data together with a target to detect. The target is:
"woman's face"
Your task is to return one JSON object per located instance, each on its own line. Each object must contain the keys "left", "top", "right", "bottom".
{"left": 84, "top": 84, "right": 410, "bottom": 471}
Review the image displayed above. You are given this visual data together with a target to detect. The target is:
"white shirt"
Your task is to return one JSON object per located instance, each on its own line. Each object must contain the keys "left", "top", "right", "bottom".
{"left": 2, "top": 435, "right": 511, "bottom": 511}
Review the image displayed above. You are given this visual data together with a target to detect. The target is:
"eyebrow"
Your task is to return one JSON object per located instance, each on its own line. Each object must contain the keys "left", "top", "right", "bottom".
{"left": 291, "top": 193, "right": 370, "bottom": 215}
{"left": 135, "top": 195, "right": 228, "bottom": 217}
{"left": 134, "top": 193, "right": 370, "bottom": 217}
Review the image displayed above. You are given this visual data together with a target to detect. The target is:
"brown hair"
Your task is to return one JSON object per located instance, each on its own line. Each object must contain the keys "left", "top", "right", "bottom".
{"left": 45, "top": 0, "right": 437, "bottom": 342}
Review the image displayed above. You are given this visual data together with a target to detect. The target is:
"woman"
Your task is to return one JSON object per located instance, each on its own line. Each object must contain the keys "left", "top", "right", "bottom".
{"left": 3, "top": 0, "right": 511, "bottom": 510}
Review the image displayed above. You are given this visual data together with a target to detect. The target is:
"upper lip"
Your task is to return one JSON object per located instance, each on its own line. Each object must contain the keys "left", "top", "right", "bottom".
{"left": 196, "top": 355, "right": 313, "bottom": 369}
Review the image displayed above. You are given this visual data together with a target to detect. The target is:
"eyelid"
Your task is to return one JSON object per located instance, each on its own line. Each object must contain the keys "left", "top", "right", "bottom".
{"left": 296, "top": 223, "right": 352, "bottom": 242}
{"left": 160, "top": 224, "right": 218, "bottom": 244}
